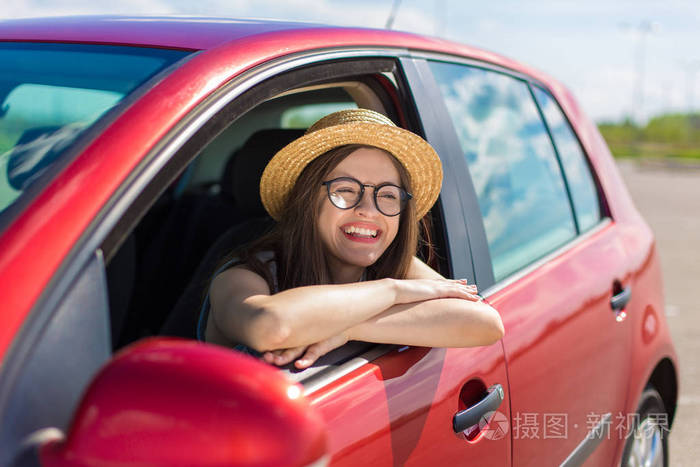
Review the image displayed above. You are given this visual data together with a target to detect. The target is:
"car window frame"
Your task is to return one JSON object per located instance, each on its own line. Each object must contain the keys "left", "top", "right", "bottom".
{"left": 529, "top": 83, "right": 610, "bottom": 232}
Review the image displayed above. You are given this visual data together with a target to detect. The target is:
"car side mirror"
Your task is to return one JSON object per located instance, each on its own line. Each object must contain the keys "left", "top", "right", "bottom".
{"left": 36, "top": 338, "right": 328, "bottom": 466}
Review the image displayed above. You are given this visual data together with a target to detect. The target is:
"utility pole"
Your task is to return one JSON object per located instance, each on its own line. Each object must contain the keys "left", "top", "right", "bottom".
{"left": 621, "top": 20, "right": 658, "bottom": 123}
{"left": 679, "top": 60, "right": 700, "bottom": 114}
{"left": 385, "top": 0, "right": 402, "bottom": 30}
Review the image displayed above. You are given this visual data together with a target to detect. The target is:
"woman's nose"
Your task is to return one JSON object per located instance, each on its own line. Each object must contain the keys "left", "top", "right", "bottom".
{"left": 354, "top": 189, "right": 379, "bottom": 215}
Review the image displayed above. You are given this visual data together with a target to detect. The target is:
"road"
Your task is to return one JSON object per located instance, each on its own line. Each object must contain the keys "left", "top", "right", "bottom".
{"left": 617, "top": 159, "right": 700, "bottom": 466}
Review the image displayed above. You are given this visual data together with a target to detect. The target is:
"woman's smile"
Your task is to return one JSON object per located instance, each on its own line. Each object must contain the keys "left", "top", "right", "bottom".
{"left": 341, "top": 222, "right": 382, "bottom": 243}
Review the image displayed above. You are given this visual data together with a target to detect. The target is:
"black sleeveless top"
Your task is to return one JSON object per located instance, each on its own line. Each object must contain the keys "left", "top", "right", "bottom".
{"left": 197, "top": 250, "right": 366, "bottom": 356}
{"left": 196, "top": 251, "right": 277, "bottom": 356}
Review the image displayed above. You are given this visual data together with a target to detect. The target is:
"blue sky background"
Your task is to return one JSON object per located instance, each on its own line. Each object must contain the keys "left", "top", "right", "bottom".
{"left": 4, "top": 0, "right": 700, "bottom": 123}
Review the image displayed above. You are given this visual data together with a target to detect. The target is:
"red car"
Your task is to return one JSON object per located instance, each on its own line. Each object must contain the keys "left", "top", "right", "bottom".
{"left": 0, "top": 16, "right": 678, "bottom": 466}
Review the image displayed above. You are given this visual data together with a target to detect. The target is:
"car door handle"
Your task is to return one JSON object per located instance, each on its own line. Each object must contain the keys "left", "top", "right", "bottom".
{"left": 453, "top": 384, "right": 504, "bottom": 433}
{"left": 610, "top": 285, "right": 632, "bottom": 312}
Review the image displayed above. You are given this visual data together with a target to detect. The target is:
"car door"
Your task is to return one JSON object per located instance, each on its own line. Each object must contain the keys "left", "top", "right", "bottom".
{"left": 422, "top": 57, "right": 633, "bottom": 465}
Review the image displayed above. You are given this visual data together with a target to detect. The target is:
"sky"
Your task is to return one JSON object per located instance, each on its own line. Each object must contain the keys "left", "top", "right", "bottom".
{"left": 4, "top": 0, "right": 700, "bottom": 124}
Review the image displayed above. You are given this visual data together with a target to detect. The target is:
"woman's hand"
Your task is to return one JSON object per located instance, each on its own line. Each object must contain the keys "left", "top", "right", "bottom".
{"left": 263, "top": 332, "right": 350, "bottom": 370}
{"left": 394, "top": 278, "right": 481, "bottom": 304}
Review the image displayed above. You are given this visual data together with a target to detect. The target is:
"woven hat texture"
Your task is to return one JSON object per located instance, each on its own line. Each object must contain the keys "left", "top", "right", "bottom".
{"left": 260, "top": 109, "right": 443, "bottom": 220}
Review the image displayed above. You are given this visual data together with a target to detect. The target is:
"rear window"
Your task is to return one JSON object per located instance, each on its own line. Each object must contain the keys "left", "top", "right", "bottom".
{"left": 429, "top": 61, "right": 577, "bottom": 281}
{"left": 0, "top": 43, "right": 189, "bottom": 214}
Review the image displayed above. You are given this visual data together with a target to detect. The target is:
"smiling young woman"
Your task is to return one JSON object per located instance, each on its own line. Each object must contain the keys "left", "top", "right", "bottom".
{"left": 198, "top": 109, "right": 504, "bottom": 369}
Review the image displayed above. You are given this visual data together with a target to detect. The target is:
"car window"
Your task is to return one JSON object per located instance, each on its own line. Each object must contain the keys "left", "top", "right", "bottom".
{"left": 281, "top": 101, "right": 358, "bottom": 128}
{"left": 532, "top": 86, "right": 602, "bottom": 232}
{"left": 0, "top": 43, "right": 189, "bottom": 215}
{"left": 188, "top": 88, "right": 358, "bottom": 188}
{"left": 112, "top": 75, "right": 423, "bottom": 349}
{"left": 428, "top": 61, "right": 576, "bottom": 281}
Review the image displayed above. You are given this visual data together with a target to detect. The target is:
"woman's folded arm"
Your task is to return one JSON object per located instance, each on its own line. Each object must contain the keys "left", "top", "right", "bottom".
{"left": 208, "top": 258, "right": 484, "bottom": 352}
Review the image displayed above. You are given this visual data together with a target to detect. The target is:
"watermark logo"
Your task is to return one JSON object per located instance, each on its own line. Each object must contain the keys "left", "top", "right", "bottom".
{"left": 477, "top": 411, "right": 670, "bottom": 441}
{"left": 479, "top": 410, "right": 509, "bottom": 440}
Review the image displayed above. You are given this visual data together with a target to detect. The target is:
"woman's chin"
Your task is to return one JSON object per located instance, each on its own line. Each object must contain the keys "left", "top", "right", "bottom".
{"left": 341, "top": 251, "right": 383, "bottom": 268}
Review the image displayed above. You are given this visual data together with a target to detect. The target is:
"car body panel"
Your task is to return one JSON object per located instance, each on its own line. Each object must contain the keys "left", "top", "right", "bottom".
{"left": 487, "top": 222, "right": 633, "bottom": 464}
{"left": 308, "top": 345, "right": 510, "bottom": 465}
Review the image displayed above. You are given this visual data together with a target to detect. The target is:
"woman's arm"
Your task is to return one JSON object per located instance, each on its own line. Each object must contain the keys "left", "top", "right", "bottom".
{"left": 285, "top": 258, "right": 501, "bottom": 366}
{"left": 345, "top": 298, "right": 503, "bottom": 347}
{"left": 208, "top": 261, "right": 479, "bottom": 352}
{"left": 259, "top": 257, "right": 504, "bottom": 368}
{"left": 348, "top": 257, "right": 503, "bottom": 345}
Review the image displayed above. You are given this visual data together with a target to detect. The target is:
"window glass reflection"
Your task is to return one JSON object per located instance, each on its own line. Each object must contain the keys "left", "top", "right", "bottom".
{"left": 429, "top": 62, "right": 576, "bottom": 281}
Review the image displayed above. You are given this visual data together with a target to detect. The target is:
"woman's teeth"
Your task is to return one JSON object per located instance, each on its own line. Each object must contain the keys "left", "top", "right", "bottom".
{"left": 344, "top": 226, "right": 378, "bottom": 238}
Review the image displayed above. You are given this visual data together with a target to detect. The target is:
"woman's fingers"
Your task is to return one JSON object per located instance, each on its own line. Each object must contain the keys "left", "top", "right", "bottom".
{"left": 447, "top": 284, "right": 480, "bottom": 301}
{"left": 440, "top": 280, "right": 478, "bottom": 300}
{"left": 294, "top": 345, "right": 323, "bottom": 369}
{"left": 294, "top": 333, "right": 349, "bottom": 369}
{"left": 263, "top": 345, "right": 307, "bottom": 366}
{"left": 399, "top": 278, "right": 480, "bottom": 303}
{"left": 455, "top": 279, "right": 478, "bottom": 292}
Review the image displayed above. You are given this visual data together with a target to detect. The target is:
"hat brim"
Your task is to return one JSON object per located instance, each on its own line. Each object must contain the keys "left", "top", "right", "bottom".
{"left": 260, "top": 122, "right": 443, "bottom": 221}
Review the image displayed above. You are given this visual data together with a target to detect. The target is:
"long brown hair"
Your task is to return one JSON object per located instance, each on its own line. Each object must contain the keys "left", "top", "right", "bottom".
{"left": 231, "top": 144, "right": 424, "bottom": 291}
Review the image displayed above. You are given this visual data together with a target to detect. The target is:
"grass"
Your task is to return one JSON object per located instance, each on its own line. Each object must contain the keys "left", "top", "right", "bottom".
{"left": 607, "top": 142, "right": 700, "bottom": 160}
{"left": 598, "top": 113, "right": 700, "bottom": 161}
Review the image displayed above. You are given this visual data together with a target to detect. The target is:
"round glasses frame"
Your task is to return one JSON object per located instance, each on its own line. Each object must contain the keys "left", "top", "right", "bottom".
{"left": 321, "top": 177, "right": 413, "bottom": 217}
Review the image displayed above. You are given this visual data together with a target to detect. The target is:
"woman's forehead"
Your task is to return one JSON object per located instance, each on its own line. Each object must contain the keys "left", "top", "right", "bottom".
{"left": 328, "top": 147, "right": 401, "bottom": 184}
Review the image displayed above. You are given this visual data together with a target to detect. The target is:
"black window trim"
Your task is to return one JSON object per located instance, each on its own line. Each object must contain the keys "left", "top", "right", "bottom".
{"left": 399, "top": 57, "right": 488, "bottom": 287}
{"left": 0, "top": 249, "right": 112, "bottom": 464}
{"left": 529, "top": 83, "right": 611, "bottom": 226}
{"left": 528, "top": 83, "right": 582, "bottom": 235}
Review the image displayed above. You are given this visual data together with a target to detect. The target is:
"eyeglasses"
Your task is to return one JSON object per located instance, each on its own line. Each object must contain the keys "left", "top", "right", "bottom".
{"left": 321, "top": 177, "right": 412, "bottom": 216}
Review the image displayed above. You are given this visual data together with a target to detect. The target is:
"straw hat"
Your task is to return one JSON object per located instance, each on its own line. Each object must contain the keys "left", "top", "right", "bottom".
{"left": 260, "top": 109, "right": 443, "bottom": 221}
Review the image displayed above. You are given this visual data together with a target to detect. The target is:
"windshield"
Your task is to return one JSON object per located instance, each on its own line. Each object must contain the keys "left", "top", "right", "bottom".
{"left": 0, "top": 43, "right": 190, "bottom": 214}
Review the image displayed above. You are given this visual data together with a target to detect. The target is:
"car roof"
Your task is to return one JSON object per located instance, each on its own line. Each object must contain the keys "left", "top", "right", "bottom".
{"left": 0, "top": 16, "right": 544, "bottom": 79}
{"left": 0, "top": 16, "right": 329, "bottom": 50}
